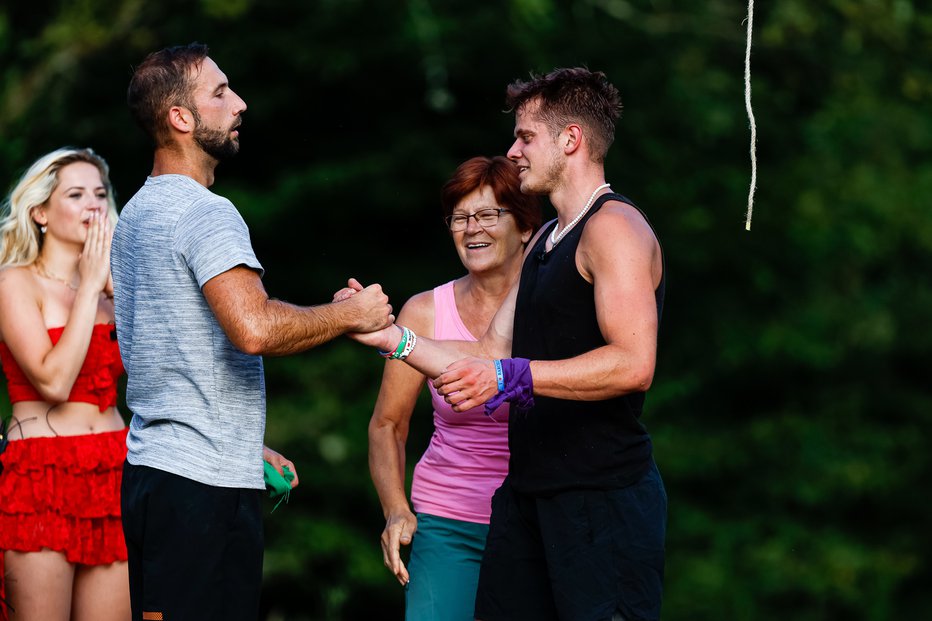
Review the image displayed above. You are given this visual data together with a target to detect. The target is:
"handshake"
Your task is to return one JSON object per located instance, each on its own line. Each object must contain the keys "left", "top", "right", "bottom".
{"left": 331, "top": 277, "right": 401, "bottom": 351}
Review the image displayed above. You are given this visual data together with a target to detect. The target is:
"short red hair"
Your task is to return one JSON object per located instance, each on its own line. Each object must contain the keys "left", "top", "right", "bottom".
{"left": 440, "top": 156, "right": 541, "bottom": 235}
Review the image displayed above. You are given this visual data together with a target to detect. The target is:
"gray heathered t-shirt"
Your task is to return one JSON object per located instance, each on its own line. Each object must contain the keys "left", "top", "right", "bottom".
{"left": 112, "top": 174, "right": 266, "bottom": 489}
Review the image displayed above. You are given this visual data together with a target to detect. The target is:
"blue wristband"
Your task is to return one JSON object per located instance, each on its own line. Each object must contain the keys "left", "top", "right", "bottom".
{"left": 494, "top": 359, "right": 505, "bottom": 392}
{"left": 484, "top": 358, "right": 534, "bottom": 417}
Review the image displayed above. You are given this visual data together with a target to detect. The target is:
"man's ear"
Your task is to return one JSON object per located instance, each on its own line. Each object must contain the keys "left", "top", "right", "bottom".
{"left": 562, "top": 124, "right": 583, "bottom": 155}
{"left": 168, "top": 105, "right": 196, "bottom": 134}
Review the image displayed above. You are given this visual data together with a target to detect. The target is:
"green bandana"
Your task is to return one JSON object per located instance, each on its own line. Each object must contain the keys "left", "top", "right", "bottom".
{"left": 264, "top": 461, "right": 295, "bottom": 512}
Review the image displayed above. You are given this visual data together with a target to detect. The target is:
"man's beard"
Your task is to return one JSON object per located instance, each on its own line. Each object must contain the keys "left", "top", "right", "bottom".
{"left": 521, "top": 150, "right": 564, "bottom": 195}
{"left": 194, "top": 123, "right": 240, "bottom": 160}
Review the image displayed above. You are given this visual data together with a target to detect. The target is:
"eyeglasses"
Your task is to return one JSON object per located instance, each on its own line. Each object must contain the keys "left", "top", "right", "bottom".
{"left": 444, "top": 208, "right": 511, "bottom": 232}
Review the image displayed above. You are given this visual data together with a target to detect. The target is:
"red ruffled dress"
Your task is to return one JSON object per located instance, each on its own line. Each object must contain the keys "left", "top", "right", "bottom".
{"left": 0, "top": 324, "right": 127, "bottom": 619}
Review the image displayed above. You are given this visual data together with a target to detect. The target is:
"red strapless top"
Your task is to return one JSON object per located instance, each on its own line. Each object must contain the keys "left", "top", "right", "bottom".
{"left": 0, "top": 324, "right": 124, "bottom": 412}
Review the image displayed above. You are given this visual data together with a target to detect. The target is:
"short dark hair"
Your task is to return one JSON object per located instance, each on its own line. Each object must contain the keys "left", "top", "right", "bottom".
{"left": 441, "top": 156, "right": 541, "bottom": 236}
{"left": 505, "top": 67, "right": 621, "bottom": 163}
{"left": 127, "top": 42, "right": 210, "bottom": 146}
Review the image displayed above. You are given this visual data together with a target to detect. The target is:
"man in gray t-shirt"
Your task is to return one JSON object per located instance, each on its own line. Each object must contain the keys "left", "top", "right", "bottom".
{"left": 114, "top": 43, "right": 393, "bottom": 621}
{"left": 113, "top": 174, "right": 269, "bottom": 488}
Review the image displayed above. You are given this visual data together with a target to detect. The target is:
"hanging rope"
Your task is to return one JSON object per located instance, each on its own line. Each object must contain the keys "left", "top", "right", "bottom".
{"left": 744, "top": 0, "right": 757, "bottom": 230}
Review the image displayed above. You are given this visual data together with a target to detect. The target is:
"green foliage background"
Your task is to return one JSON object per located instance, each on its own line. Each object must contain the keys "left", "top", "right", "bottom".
{"left": 1, "top": 1, "right": 930, "bottom": 619}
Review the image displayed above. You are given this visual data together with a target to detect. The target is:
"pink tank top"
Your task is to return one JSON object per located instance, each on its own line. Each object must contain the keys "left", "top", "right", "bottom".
{"left": 409, "top": 281, "right": 510, "bottom": 524}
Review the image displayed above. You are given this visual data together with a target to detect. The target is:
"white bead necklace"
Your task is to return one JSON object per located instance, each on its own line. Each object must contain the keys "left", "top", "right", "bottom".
{"left": 550, "top": 183, "right": 611, "bottom": 246}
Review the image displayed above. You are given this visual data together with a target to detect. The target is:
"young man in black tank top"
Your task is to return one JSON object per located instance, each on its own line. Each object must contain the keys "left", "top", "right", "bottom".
{"left": 348, "top": 67, "right": 666, "bottom": 621}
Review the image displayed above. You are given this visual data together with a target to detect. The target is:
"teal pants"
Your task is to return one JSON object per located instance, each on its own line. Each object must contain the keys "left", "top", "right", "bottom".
{"left": 405, "top": 513, "right": 489, "bottom": 621}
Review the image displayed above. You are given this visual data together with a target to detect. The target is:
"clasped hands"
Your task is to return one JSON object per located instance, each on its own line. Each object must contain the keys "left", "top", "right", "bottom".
{"left": 333, "top": 279, "right": 499, "bottom": 411}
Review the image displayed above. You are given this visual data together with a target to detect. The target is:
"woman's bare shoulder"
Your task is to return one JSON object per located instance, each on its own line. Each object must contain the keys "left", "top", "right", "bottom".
{"left": 396, "top": 288, "right": 437, "bottom": 337}
{"left": 0, "top": 264, "right": 37, "bottom": 290}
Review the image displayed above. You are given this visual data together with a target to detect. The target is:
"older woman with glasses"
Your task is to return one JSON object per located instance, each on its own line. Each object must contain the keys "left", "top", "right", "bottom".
{"left": 367, "top": 156, "right": 540, "bottom": 621}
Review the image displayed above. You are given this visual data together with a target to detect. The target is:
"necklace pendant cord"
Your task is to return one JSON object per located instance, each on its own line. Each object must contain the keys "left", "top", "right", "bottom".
{"left": 35, "top": 261, "right": 79, "bottom": 291}
{"left": 550, "top": 183, "right": 611, "bottom": 246}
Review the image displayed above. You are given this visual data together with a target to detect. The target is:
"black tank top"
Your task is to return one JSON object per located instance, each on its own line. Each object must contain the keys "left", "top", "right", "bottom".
{"left": 509, "top": 193, "right": 665, "bottom": 494}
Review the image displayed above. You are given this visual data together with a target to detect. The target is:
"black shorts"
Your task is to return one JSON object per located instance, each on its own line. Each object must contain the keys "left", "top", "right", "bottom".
{"left": 121, "top": 461, "right": 264, "bottom": 621}
{"left": 475, "top": 461, "right": 666, "bottom": 621}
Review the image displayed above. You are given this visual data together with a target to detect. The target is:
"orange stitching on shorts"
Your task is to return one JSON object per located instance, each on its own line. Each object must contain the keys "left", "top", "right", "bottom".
{"left": 142, "top": 612, "right": 164, "bottom": 620}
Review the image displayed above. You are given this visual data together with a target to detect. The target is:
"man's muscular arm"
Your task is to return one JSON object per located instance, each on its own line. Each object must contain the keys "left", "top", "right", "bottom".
{"left": 203, "top": 266, "right": 393, "bottom": 356}
{"left": 528, "top": 203, "right": 660, "bottom": 399}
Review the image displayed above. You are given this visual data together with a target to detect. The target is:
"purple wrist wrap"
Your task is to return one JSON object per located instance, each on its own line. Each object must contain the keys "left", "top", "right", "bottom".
{"left": 484, "top": 358, "right": 535, "bottom": 416}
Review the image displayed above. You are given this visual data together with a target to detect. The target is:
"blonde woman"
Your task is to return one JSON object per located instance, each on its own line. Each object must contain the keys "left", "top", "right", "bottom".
{"left": 0, "top": 148, "right": 129, "bottom": 621}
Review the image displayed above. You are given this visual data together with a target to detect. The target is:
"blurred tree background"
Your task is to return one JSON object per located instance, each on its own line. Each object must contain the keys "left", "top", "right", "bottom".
{"left": 1, "top": 0, "right": 930, "bottom": 619}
